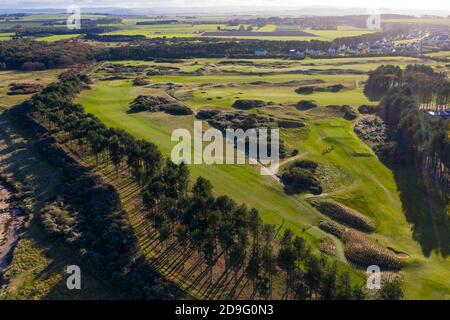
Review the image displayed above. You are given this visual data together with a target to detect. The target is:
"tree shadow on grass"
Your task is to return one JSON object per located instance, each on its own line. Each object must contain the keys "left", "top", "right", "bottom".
{"left": 392, "top": 165, "right": 450, "bottom": 258}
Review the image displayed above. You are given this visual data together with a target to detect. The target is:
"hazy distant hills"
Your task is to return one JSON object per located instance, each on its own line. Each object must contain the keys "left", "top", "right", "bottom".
{"left": 0, "top": 6, "right": 449, "bottom": 17}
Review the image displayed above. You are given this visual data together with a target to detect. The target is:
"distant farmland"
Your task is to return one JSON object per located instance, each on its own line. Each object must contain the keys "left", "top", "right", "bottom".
{"left": 202, "top": 30, "right": 315, "bottom": 37}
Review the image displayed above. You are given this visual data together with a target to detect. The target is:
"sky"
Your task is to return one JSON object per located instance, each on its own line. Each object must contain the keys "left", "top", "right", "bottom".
{"left": 1, "top": 0, "right": 450, "bottom": 11}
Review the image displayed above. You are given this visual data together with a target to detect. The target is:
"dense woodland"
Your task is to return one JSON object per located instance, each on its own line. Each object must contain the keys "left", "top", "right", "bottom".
{"left": 103, "top": 38, "right": 332, "bottom": 60}
{"left": 365, "top": 64, "right": 450, "bottom": 201}
{"left": 0, "top": 39, "right": 98, "bottom": 70}
{"left": 15, "top": 69, "right": 404, "bottom": 300}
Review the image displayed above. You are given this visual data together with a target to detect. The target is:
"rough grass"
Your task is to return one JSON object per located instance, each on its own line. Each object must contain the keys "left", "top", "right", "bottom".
{"left": 0, "top": 110, "right": 122, "bottom": 299}
{"left": 0, "top": 69, "right": 63, "bottom": 110}
{"left": 310, "top": 199, "right": 376, "bottom": 232}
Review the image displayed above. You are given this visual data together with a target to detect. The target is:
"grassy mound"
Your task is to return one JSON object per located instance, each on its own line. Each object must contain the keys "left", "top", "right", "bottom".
{"left": 343, "top": 229, "right": 403, "bottom": 270}
{"left": 129, "top": 95, "right": 193, "bottom": 115}
{"left": 133, "top": 77, "right": 150, "bottom": 86}
{"left": 325, "top": 105, "right": 357, "bottom": 120}
{"left": 296, "top": 100, "right": 317, "bottom": 110}
{"left": 358, "top": 104, "right": 378, "bottom": 114}
{"left": 319, "top": 220, "right": 402, "bottom": 269}
{"left": 295, "top": 84, "right": 344, "bottom": 95}
{"left": 311, "top": 199, "right": 375, "bottom": 232}
{"left": 281, "top": 160, "right": 322, "bottom": 195}
{"left": 319, "top": 219, "right": 346, "bottom": 238}
{"left": 320, "top": 236, "right": 337, "bottom": 256}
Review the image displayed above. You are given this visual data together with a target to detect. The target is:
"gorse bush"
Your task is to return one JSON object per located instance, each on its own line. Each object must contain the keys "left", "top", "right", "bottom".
{"left": 296, "top": 100, "right": 317, "bottom": 110}
{"left": 319, "top": 219, "right": 401, "bottom": 269}
{"left": 343, "top": 230, "right": 402, "bottom": 270}
{"left": 129, "top": 95, "right": 193, "bottom": 115}
{"left": 310, "top": 199, "right": 375, "bottom": 232}
{"left": 281, "top": 160, "right": 322, "bottom": 195}
{"left": 232, "top": 99, "right": 267, "bottom": 110}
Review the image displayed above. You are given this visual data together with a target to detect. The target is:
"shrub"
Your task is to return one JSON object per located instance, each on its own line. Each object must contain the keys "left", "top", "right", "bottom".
{"left": 319, "top": 220, "right": 346, "bottom": 238}
{"left": 277, "top": 119, "right": 305, "bottom": 128}
{"left": 281, "top": 167, "right": 322, "bottom": 195}
{"left": 327, "top": 105, "right": 357, "bottom": 120}
{"left": 232, "top": 99, "right": 266, "bottom": 110}
{"left": 40, "top": 204, "right": 80, "bottom": 242}
{"left": 165, "top": 103, "right": 193, "bottom": 115}
{"left": 146, "top": 68, "right": 161, "bottom": 76}
{"left": 320, "top": 236, "right": 337, "bottom": 256}
{"left": 343, "top": 229, "right": 402, "bottom": 269}
{"left": 133, "top": 77, "right": 150, "bottom": 86}
{"left": 129, "top": 95, "right": 192, "bottom": 115}
{"left": 358, "top": 104, "right": 378, "bottom": 114}
{"left": 296, "top": 100, "right": 317, "bottom": 110}
{"left": 295, "top": 86, "right": 315, "bottom": 94}
{"left": 8, "top": 83, "right": 44, "bottom": 95}
{"left": 21, "top": 61, "right": 46, "bottom": 71}
{"left": 196, "top": 109, "right": 220, "bottom": 119}
{"left": 327, "top": 84, "right": 344, "bottom": 92}
{"left": 292, "top": 159, "right": 319, "bottom": 170}
{"left": 341, "top": 105, "right": 357, "bottom": 120}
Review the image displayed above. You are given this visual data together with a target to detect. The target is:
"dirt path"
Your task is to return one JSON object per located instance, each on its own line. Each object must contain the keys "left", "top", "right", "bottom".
{"left": 0, "top": 185, "right": 24, "bottom": 273}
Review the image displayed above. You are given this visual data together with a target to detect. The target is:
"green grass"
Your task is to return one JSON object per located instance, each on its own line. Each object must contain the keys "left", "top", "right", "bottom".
{"left": 35, "top": 34, "right": 82, "bottom": 42}
{"left": 179, "top": 86, "right": 373, "bottom": 109}
{"left": 77, "top": 60, "right": 450, "bottom": 298}
{"left": 304, "top": 26, "right": 376, "bottom": 40}
{"left": 0, "top": 32, "right": 13, "bottom": 41}
{"left": 425, "top": 51, "right": 450, "bottom": 59}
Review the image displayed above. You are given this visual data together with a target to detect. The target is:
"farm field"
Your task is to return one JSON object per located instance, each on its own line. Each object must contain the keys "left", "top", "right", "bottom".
{"left": 384, "top": 18, "right": 450, "bottom": 26}
{"left": 102, "top": 21, "right": 375, "bottom": 41}
{"left": 0, "top": 33, "right": 13, "bottom": 41}
{"left": 76, "top": 57, "right": 450, "bottom": 299}
{"left": 35, "top": 34, "right": 82, "bottom": 42}
{"left": 425, "top": 51, "right": 450, "bottom": 59}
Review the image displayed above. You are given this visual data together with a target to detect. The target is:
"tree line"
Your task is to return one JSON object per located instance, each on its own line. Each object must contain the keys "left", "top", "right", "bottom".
{"left": 0, "top": 37, "right": 331, "bottom": 70}
{"left": 10, "top": 82, "right": 179, "bottom": 299}
{"left": 23, "top": 71, "right": 404, "bottom": 299}
{"left": 0, "top": 39, "right": 99, "bottom": 70}
{"left": 365, "top": 64, "right": 449, "bottom": 201}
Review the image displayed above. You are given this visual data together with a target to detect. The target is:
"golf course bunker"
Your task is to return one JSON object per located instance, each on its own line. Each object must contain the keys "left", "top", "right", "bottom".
{"left": 387, "top": 247, "right": 410, "bottom": 259}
